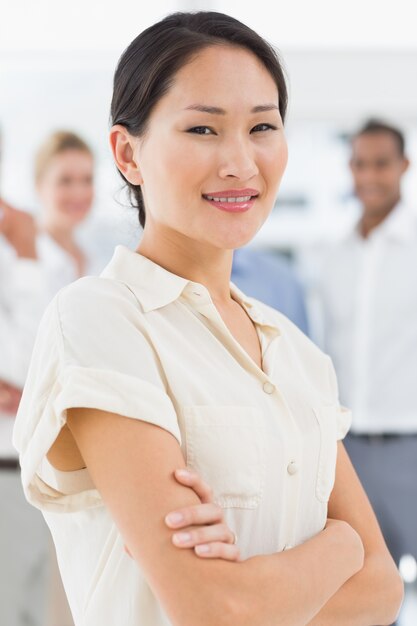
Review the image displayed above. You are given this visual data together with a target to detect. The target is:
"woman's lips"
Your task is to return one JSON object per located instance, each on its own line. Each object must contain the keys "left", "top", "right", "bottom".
{"left": 203, "top": 197, "right": 256, "bottom": 212}
{"left": 202, "top": 189, "right": 259, "bottom": 213}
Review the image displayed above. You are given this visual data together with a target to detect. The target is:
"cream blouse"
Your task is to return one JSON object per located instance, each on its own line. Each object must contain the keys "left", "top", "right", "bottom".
{"left": 13, "top": 245, "right": 351, "bottom": 626}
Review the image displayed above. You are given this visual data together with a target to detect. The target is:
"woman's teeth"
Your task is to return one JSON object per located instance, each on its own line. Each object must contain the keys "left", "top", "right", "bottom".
{"left": 205, "top": 195, "right": 252, "bottom": 203}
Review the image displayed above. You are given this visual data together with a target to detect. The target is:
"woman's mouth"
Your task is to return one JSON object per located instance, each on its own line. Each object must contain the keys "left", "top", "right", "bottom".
{"left": 202, "top": 190, "right": 259, "bottom": 213}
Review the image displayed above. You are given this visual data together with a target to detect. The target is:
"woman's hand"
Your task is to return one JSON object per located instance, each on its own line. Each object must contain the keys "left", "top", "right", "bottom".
{"left": 123, "top": 468, "right": 240, "bottom": 561}
{"left": 164, "top": 468, "right": 241, "bottom": 561}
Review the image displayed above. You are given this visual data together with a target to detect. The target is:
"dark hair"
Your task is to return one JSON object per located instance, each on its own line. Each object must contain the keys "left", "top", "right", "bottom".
{"left": 353, "top": 118, "right": 406, "bottom": 157}
{"left": 110, "top": 11, "right": 288, "bottom": 228}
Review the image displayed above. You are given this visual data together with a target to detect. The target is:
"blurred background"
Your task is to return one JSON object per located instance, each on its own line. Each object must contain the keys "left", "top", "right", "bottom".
{"left": 2, "top": 0, "right": 417, "bottom": 258}
{"left": 1, "top": 0, "right": 417, "bottom": 624}
{"left": 2, "top": 0, "right": 417, "bottom": 338}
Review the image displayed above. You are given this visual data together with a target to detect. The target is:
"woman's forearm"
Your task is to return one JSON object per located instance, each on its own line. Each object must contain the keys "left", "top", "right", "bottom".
{"left": 305, "top": 553, "right": 404, "bottom": 626}
{"left": 172, "top": 520, "right": 364, "bottom": 626}
{"left": 225, "top": 520, "right": 364, "bottom": 626}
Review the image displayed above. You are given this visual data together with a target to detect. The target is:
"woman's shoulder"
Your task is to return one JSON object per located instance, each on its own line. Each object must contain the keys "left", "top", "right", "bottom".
{"left": 40, "top": 274, "right": 145, "bottom": 353}
{"left": 56, "top": 274, "right": 139, "bottom": 315}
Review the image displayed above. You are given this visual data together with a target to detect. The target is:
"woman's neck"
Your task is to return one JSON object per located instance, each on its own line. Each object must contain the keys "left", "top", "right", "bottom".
{"left": 137, "top": 229, "right": 234, "bottom": 304}
{"left": 43, "top": 222, "right": 86, "bottom": 277}
{"left": 43, "top": 222, "right": 76, "bottom": 252}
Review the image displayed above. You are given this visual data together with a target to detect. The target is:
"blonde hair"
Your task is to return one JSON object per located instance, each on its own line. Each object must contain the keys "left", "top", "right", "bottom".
{"left": 35, "top": 130, "right": 93, "bottom": 184}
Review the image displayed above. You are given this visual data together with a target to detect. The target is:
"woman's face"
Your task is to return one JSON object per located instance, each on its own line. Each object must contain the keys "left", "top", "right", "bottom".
{"left": 135, "top": 44, "right": 288, "bottom": 250}
{"left": 37, "top": 149, "right": 94, "bottom": 231}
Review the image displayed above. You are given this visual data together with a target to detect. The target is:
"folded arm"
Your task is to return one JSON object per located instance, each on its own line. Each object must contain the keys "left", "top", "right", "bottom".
{"left": 61, "top": 407, "right": 365, "bottom": 626}
{"left": 165, "top": 444, "right": 403, "bottom": 625}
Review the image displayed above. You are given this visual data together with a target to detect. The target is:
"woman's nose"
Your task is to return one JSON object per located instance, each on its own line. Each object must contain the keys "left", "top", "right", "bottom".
{"left": 218, "top": 138, "right": 259, "bottom": 181}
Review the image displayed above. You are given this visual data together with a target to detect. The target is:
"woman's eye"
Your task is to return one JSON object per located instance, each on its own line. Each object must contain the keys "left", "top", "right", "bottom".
{"left": 187, "top": 126, "right": 214, "bottom": 135}
{"left": 251, "top": 123, "right": 277, "bottom": 133}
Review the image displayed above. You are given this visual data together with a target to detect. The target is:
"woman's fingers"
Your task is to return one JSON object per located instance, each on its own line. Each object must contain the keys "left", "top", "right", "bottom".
{"left": 173, "top": 468, "right": 214, "bottom": 503}
{"left": 168, "top": 467, "right": 220, "bottom": 527}
{"left": 165, "top": 502, "right": 223, "bottom": 529}
{"left": 168, "top": 467, "right": 240, "bottom": 561}
{"left": 170, "top": 521, "right": 240, "bottom": 560}
{"left": 171, "top": 522, "right": 236, "bottom": 549}
{"left": 194, "top": 542, "right": 241, "bottom": 561}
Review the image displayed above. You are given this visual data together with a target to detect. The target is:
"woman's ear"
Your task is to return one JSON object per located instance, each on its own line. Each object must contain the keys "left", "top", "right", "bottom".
{"left": 109, "top": 125, "right": 143, "bottom": 185}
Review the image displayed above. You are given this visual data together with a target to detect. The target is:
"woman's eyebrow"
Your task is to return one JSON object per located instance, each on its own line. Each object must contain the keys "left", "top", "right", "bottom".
{"left": 183, "top": 103, "right": 279, "bottom": 114}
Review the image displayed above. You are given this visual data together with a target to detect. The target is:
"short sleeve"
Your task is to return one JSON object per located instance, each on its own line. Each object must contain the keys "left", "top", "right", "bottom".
{"left": 13, "top": 277, "right": 181, "bottom": 513}
{"left": 325, "top": 356, "right": 352, "bottom": 441}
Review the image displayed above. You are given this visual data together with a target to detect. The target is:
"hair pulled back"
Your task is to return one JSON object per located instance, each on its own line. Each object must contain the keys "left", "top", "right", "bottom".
{"left": 110, "top": 11, "right": 288, "bottom": 229}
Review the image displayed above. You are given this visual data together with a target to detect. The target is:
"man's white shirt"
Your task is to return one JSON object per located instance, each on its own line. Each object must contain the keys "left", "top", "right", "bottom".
{"left": 317, "top": 202, "right": 417, "bottom": 433}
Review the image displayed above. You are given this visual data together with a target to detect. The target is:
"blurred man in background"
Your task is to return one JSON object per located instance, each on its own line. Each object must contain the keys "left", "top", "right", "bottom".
{"left": 0, "top": 198, "right": 50, "bottom": 626}
{"left": 317, "top": 119, "right": 417, "bottom": 570}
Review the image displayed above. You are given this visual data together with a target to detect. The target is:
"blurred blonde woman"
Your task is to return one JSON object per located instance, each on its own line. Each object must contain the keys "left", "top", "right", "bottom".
{"left": 34, "top": 131, "right": 98, "bottom": 626}
{"left": 34, "top": 131, "right": 100, "bottom": 298}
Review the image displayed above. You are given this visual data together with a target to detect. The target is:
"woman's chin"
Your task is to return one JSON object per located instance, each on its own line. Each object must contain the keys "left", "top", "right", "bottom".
{"left": 169, "top": 220, "right": 263, "bottom": 252}
{"left": 213, "top": 222, "right": 263, "bottom": 250}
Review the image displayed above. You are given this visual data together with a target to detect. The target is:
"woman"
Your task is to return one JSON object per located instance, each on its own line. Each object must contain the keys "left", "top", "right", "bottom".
{"left": 14, "top": 11, "right": 403, "bottom": 626}
{"left": 34, "top": 130, "right": 101, "bottom": 626}
{"left": 34, "top": 130, "right": 101, "bottom": 299}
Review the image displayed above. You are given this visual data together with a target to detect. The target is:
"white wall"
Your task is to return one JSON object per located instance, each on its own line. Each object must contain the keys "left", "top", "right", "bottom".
{"left": 2, "top": 0, "right": 416, "bottom": 51}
